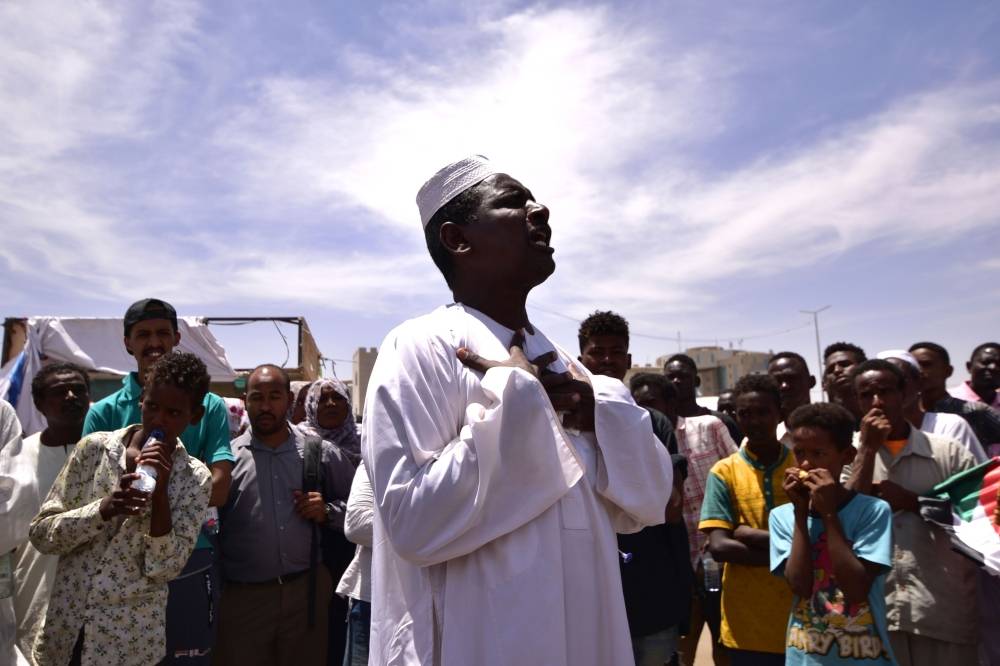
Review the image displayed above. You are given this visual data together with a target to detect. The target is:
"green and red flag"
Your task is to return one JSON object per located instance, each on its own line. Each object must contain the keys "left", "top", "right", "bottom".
{"left": 919, "top": 458, "right": 1000, "bottom": 575}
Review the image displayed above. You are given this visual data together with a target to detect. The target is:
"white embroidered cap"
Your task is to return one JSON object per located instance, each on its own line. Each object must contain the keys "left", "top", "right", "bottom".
{"left": 416, "top": 155, "right": 498, "bottom": 228}
{"left": 876, "top": 349, "right": 921, "bottom": 373}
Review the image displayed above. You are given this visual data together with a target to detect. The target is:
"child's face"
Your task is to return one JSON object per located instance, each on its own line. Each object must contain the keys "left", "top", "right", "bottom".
{"left": 790, "top": 426, "right": 855, "bottom": 478}
{"left": 140, "top": 382, "right": 203, "bottom": 443}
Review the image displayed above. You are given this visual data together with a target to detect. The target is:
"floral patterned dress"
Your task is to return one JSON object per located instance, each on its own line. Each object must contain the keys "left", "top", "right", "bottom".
{"left": 27, "top": 426, "right": 211, "bottom": 666}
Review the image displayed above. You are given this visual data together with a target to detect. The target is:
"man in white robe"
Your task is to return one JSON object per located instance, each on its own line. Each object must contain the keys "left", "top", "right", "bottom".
{"left": 0, "top": 398, "right": 26, "bottom": 666}
{"left": 362, "top": 156, "right": 674, "bottom": 666}
{"left": 10, "top": 363, "right": 91, "bottom": 661}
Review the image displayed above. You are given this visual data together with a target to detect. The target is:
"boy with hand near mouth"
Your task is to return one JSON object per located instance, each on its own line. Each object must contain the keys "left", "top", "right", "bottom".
{"left": 29, "top": 352, "right": 212, "bottom": 666}
{"left": 770, "top": 403, "right": 894, "bottom": 665}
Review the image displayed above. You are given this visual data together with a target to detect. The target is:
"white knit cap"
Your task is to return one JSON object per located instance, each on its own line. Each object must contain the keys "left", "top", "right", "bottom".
{"left": 416, "top": 155, "right": 498, "bottom": 228}
{"left": 876, "top": 349, "right": 921, "bottom": 373}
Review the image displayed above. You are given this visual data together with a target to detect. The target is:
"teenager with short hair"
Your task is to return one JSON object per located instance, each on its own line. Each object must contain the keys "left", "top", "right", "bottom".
{"left": 663, "top": 353, "right": 742, "bottom": 443}
{"left": 823, "top": 342, "right": 867, "bottom": 423}
{"left": 29, "top": 352, "right": 213, "bottom": 666}
{"left": 770, "top": 403, "right": 894, "bottom": 665}
{"left": 700, "top": 373, "right": 793, "bottom": 666}
{"left": 578, "top": 311, "right": 690, "bottom": 666}
{"left": 909, "top": 341, "right": 1000, "bottom": 455}
{"left": 632, "top": 372, "right": 736, "bottom": 666}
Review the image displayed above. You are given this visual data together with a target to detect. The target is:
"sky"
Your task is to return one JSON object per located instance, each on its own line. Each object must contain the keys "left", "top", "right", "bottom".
{"left": 2, "top": 1, "right": 999, "bottom": 387}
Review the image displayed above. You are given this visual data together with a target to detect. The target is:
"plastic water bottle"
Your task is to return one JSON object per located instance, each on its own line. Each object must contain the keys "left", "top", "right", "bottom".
{"left": 702, "top": 551, "right": 721, "bottom": 592}
{"left": 133, "top": 428, "right": 165, "bottom": 494}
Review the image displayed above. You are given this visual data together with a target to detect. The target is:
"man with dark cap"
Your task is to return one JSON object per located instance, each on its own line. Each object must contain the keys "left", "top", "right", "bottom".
{"left": 83, "top": 298, "right": 234, "bottom": 664}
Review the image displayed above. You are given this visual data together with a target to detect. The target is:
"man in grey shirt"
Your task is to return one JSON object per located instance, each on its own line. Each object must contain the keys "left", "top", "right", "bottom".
{"left": 214, "top": 365, "right": 356, "bottom": 666}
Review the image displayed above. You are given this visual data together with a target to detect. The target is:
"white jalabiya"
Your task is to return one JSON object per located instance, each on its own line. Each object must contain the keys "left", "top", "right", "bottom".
{"left": 11, "top": 433, "right": 72, "bottom": 658}
{"left": 362, "top": 304, "right": 673, "bottom": 666}
{"left": 921, "top": 411, "right": 988, "bottom": 463}
{"left": 0, "top": 400, "right": 27, "bottom": 666}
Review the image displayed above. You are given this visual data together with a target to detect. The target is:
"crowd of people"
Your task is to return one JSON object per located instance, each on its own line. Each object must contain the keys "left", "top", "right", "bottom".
{"left": 1, "top": 155, "right": 999, "bottom": 666}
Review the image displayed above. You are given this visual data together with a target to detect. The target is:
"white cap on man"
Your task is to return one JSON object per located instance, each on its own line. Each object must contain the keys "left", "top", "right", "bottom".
{"left": 876, "top": 349, "right": 921, "bottom": 374}
{"left": 416, "top": 155, "right": 499, "bottom": 228}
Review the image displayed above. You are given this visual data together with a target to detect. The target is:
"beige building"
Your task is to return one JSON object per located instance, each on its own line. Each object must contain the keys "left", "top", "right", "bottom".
{"left": 352, "top": 346, "right": 379, "bottom": 419}
{"left": 656, "top": 346, "right": 771, "bottom": 396}
{"left": 347, "top": 345, "right": 770, "bottom": 419}
{"left": 623, "top": 364, "right": 663, "bottom": 387}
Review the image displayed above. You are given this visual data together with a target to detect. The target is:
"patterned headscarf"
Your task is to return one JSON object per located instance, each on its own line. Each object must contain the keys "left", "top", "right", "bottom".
{"left": 302, "top": 378, "right": 360, "bottom": 464}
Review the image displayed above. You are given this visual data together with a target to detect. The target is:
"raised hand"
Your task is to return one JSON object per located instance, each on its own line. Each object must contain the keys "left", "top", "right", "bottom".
{"left": 859, "top": 408, "right": 892, "bottom": 452}
{"left": 457, "top": 331, "right": 596, "bottom": 432}
{"left": 99, "top": 473, "right": 149, "bottom": 520}
{"left": 783, "top": 467, "right": 811, "bottom": 509}
{"left": 292, "top": 490, "right": 327, "bottom": 523}
{"left": 801, "top": 468, "right": 839, "bottom": 516}
{"left": 456, "top": 330, "right": 557, "bottom": 381}
{"left": 136, "top": 440, "right": 175, "bottom": 496}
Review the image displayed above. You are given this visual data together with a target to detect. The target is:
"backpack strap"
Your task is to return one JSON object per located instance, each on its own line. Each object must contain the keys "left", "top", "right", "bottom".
{"left": 303, "top": 434, "right": 323, "bottom": 493}
{"left": 302, "top": 435, "right": 324, "bottom": 627}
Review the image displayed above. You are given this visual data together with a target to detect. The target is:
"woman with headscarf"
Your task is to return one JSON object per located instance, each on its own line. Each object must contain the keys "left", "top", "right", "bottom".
{"left": 301, "top": 378, "right": 361, "bottom": 466}
{"left": 300, "top": 377, "right": 361, "bottom": 665}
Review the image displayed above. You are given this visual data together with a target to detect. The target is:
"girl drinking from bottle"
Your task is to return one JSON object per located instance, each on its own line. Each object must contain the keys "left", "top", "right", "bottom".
{"left": 28, "top": 351, "right": 212, "bottom": 666}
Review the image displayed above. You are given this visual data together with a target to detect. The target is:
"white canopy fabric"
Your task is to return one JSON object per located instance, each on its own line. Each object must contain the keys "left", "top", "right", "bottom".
{"left": 0, "top": 317, "right": 236, "bottom": 436}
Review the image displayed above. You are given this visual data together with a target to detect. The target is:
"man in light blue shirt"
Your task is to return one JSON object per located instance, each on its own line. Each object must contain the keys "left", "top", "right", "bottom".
{"left": 82, "top": 298, "right": 233, "bottom": 664}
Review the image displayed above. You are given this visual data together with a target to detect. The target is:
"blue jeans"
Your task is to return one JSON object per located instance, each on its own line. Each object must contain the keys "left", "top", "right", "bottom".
{"left": 633, "top": 626, "right": 680, "bottom": 666}
{"left": 343, "top": 599, "right": 370, "bottom": 666}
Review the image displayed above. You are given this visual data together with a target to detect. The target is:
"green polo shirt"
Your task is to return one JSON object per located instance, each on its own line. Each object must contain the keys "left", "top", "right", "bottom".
{"left": 83, "top": 372, "right": 234, "bottom": 549}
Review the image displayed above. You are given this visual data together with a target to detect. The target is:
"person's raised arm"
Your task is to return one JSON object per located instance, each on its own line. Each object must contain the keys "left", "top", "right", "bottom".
{"left": 845, "top": 409, "right": 889, "bottom": 494}
{"left": 142, "top": 461, "right": 211, "bottom": 585}
{"left": 807, "top": 469, "right": 880, "bottom": 605}
{"left": 30, "top": 436, "right": 121, "bottom": 554}
{"left": 366, "top": 324, "right": 584, "bottom": 567}
{"left": 778, "top": 467, "right": 815, "bottom": 599}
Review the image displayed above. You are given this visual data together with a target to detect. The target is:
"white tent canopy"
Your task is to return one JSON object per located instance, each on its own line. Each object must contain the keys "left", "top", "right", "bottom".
{"left": 0, "top": 317, "right": 236, "bottom": 436}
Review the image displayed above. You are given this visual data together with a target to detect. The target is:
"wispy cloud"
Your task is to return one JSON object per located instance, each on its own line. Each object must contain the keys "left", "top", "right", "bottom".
{"left": 584, "top": 83, "right": 1000, "bottom": 307}
{"left": 0, "top": 0, "right": 203, "bottom": 297}
{"left": 212, "top": 5, "right": 1000, "bottom": 318}
{"left": 3, "top": 1, "right": 999, "bottom": 330}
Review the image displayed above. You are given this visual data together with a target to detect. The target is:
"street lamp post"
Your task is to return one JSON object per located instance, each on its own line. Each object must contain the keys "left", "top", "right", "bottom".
{"left": 801, "top": 306, "right": 831, "bottom": 401}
